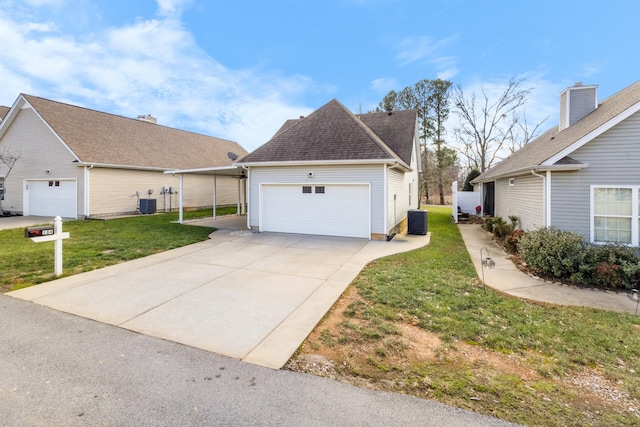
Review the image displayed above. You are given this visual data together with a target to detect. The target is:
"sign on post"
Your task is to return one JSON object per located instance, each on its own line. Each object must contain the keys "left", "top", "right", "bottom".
{"left": 26, "top": 216, "right": 70, "bottom": 276}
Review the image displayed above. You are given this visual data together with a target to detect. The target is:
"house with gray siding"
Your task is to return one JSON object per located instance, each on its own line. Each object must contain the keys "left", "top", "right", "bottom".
{"left": 0, "top": 94, "right": 246, "bottom": 219}
{"left": 472, "top": 80, "right": 640, "bottom": 245}
{"left": 236, "top": 99, "right": 421, "bottom": 240}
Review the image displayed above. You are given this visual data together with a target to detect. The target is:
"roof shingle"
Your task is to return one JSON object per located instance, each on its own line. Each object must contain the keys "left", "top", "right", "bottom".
{"left": 20, "top": 94, "right": 247, "bottom": 170}
{"left": 238, "top": 99, "right": 416, "bottom": 165}
{"left": 0, "top": 106, "right": 9, "bottom": 121}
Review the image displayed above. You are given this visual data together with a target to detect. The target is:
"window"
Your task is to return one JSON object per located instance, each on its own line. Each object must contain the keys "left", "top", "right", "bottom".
{"left": 302, "top": 186, "right": 312, "bottom": 194}
{"left": 508, "top": 178, "right": 516, "bottom": 186}
{"left": 48, "top": 181, "right": 53, "bottom": 187}
{"left": 315, "top": 186, "right": 325, "bottom": 194}
{"left": 592, "top": 187, "right": 634, "bottom": 244}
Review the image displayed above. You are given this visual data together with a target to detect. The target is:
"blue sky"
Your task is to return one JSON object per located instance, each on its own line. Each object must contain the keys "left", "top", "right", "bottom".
{"left": 0, "top": 0, "right": 637, "bottom": 152}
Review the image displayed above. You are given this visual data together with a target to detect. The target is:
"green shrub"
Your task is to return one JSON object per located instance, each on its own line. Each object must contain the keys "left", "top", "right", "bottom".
{"left": 504, "top": 229, "right": 525, "bottom": 254}
{"left": 518, "top": 228, "right": 584, "bottom": 278}
{"left": 519, "top": 227, "right": 640, "bottom": 289}
{"left": 570, "top": 244, "right": 640, "bottom": 289}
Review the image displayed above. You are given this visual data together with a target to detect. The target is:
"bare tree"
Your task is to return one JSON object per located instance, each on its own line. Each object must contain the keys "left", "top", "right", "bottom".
{"left": 452, "top": 77, "right": 544, "bottom": 172}
{"left": 0, "top": 148, "right": 21, "bottom": 214}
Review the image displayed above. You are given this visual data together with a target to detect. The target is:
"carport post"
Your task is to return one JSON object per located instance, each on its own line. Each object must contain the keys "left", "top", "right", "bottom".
{"left": 213, "top": 174, "right": 217, "bottom": 219}
{"left": 236, "top": 178, "right": 241, "bottom": 216}
{"left": 178, "top": 174, "right": 184, "bottom": 224}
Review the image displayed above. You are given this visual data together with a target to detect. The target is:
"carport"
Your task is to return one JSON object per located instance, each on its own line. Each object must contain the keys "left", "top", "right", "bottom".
{"left": 164, "top": 165, "right": 247, "bottom": 225}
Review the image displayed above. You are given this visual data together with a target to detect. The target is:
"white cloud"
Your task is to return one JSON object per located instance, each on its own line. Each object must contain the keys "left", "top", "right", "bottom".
{"left": 396, "top": 34, "right": 458, "bottom": 66}
{"left": 0, "top": 1, "right": 318, "bottom": 151}
{"left": 156, "top": 0, "right": 193, "bottom": 17}
{"left": 370, "top": 77, "right": 398, "bottom": 94}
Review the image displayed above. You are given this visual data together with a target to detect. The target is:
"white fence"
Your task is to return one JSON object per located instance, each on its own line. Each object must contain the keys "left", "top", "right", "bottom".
{"left": 451, "top": 181, "right": 481, "bottom": 223}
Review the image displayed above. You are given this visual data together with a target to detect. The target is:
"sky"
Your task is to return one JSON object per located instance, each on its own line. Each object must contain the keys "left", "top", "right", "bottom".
{"left": 0, "top": 0, "right": 638, "bottom": 153}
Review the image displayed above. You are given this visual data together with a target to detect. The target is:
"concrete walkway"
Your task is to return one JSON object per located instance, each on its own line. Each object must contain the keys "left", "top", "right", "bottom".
{"left": 458, "top": 224, "right": 640, "bottom": 315}
{"left": 9, "top": 229, "right": 431, "bottom": 369}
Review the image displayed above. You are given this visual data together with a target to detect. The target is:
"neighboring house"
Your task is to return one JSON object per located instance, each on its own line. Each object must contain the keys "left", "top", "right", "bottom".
{"left": 236, "top": 99, "right": 421, "bottom": 240}
{"left": 0, "top": 106, "right": 9, "bottom": 121}
{"left": 0, "top": 94, "right": 247, "bottom": 218}
{"left": 472, "top": 80, "right": 640, "bottom": 245}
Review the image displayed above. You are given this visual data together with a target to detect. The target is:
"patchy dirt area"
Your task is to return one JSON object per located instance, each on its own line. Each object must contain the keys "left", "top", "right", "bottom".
{"left": 286, "top": 286, "right": 640, "bottom": 426}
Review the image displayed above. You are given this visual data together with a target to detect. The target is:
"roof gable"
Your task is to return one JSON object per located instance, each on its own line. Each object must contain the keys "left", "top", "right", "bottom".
{"left": 7, "top": 94, "right": 247, "bottom": 170}
{"left": 475, "top": 80, "right": 640, "bottom": 182}
{"left": 238, "top": 99, "right": 416, "bottom": 166}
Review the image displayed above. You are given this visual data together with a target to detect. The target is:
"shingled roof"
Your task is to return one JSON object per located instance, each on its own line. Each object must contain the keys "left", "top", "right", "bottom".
{"left": 474, "top": 80, "right": 640, "bottom": 182}
{"left": 238, "top": 99, "right": 417, "bottom": 167}
{"left": 0, "top": 106, "right": 9, "bottom": 120}
{"left": 9, "top": 94, "right": 247, "bottom": 170}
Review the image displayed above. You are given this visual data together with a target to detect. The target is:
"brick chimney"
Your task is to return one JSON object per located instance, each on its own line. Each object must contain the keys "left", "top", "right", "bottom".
{"left": 137, "top": 114, "right": 157, "bottom": 124}
{"left": 559, "top": 82, "right": 597, "bottom": 131}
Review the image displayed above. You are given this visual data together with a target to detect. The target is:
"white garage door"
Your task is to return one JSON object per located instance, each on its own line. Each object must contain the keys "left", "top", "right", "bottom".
{"left": 27, "top": 179, "right": 77, "bottom": 218}
{"left": 260, "top": 184, "right": 370, "bottom": 238}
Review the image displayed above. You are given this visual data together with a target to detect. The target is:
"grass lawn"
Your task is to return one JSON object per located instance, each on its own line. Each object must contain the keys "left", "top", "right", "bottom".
{"left": 0, "top": 207, "right": 236, "bottom": 292}
{"left": 288, "top": 206, "right": 640, "bottom": 427}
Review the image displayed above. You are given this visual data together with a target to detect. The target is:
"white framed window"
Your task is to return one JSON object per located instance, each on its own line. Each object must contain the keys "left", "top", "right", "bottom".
{"left": 508, "top": 178, "right": 516, "bottom": 186}
{"left": 591, "top": 186, "right": 638, "bottom": 245}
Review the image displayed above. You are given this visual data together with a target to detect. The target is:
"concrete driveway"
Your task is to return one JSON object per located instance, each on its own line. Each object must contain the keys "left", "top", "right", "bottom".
{"left": 9, "top": 229, "right": 430, "bottom": 369}
{"left": 0, "top": 215, "right": 56, "bottom": 230}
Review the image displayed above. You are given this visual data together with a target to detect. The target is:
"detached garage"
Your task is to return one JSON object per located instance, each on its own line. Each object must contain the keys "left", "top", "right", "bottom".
{"left": 237, "top": 99, "right": 421, "bottom": 240}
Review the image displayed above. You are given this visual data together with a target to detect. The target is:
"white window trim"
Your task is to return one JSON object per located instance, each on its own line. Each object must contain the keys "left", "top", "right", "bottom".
{"left": 508, "top": 178, "right": 515, "bottom": 186}
{"left": 590, "top": 185, "right": 638, "bottom": 246}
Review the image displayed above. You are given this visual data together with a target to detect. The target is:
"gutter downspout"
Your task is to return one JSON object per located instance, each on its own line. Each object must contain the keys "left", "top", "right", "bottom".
{"left": 531, "top": 169, "right": 547, "bottom": 227}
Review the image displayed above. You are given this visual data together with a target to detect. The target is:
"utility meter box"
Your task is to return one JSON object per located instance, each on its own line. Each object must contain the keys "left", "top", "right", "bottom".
{"left": 25, "top": 226, "right": 55, "bottom": 238}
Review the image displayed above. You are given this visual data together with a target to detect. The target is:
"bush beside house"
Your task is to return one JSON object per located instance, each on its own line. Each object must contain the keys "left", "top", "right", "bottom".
{"left": 482, "top": 217, "right": 640, "bottom": 290}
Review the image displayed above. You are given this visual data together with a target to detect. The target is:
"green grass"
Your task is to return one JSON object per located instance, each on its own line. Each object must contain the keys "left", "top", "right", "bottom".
{"left": 301, "top": 206, "right": 640, "bottom": 426}
{"left": 0, "top": 207, "right": 236, "bottom": 291}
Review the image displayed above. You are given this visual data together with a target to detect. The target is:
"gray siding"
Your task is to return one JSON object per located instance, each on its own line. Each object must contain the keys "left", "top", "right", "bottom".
{"left": 0, "top": 107, "right": 84, "bottom": 215}
{"left": 248, "top": 165, "right": 385, "bottom": 234}
{"left": 495, "top": 174, "right": 544, "bottom": 231}
{"left": 550, "top": 110, "right": 640, "bottom": 240}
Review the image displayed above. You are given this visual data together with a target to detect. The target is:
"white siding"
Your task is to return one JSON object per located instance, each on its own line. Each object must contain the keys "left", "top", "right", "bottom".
{"left": 89, "top": 168, "right": 238, "bottom": 216}
{"left": 550, "top": 110, "right": 640, "bottom": 241}
{"left": 0, "top": 107, "right": 84, "bottom": 216}
{"left": 495, "top": 174, "right": 544, "bottom": 231}
{"left": 248, "top": 165, "right": 385, "bottom": 234}
{"left": 387, "top": 169, "right": 407, "bottom": 231}
{"left": 387, "top": 131, "right": 420, "bottom": 233}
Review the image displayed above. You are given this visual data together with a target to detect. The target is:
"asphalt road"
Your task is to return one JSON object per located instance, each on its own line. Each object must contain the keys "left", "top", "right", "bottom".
{"left": 0, "top": 295, "right": 519, "bottom": 426}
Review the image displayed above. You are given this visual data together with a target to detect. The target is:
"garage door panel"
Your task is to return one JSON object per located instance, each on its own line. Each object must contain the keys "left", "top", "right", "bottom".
{"left": 27, "top": 180, "right": 77, "bottom": 218}
{"left": 261, "top": 184, "right": 369, "bottom": 239}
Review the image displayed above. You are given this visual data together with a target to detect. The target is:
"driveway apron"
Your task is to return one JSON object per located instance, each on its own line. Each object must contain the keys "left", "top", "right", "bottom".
{"left": 9, "top": 229, "right": 430, "bottom": 368}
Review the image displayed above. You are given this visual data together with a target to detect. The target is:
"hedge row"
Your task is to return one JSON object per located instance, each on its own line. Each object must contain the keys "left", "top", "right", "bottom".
{"left": 518, "top": 227, "right": 640, "bottom": 290}
{"left": 481, "top": 216, "right": 640, "bottom": 290}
